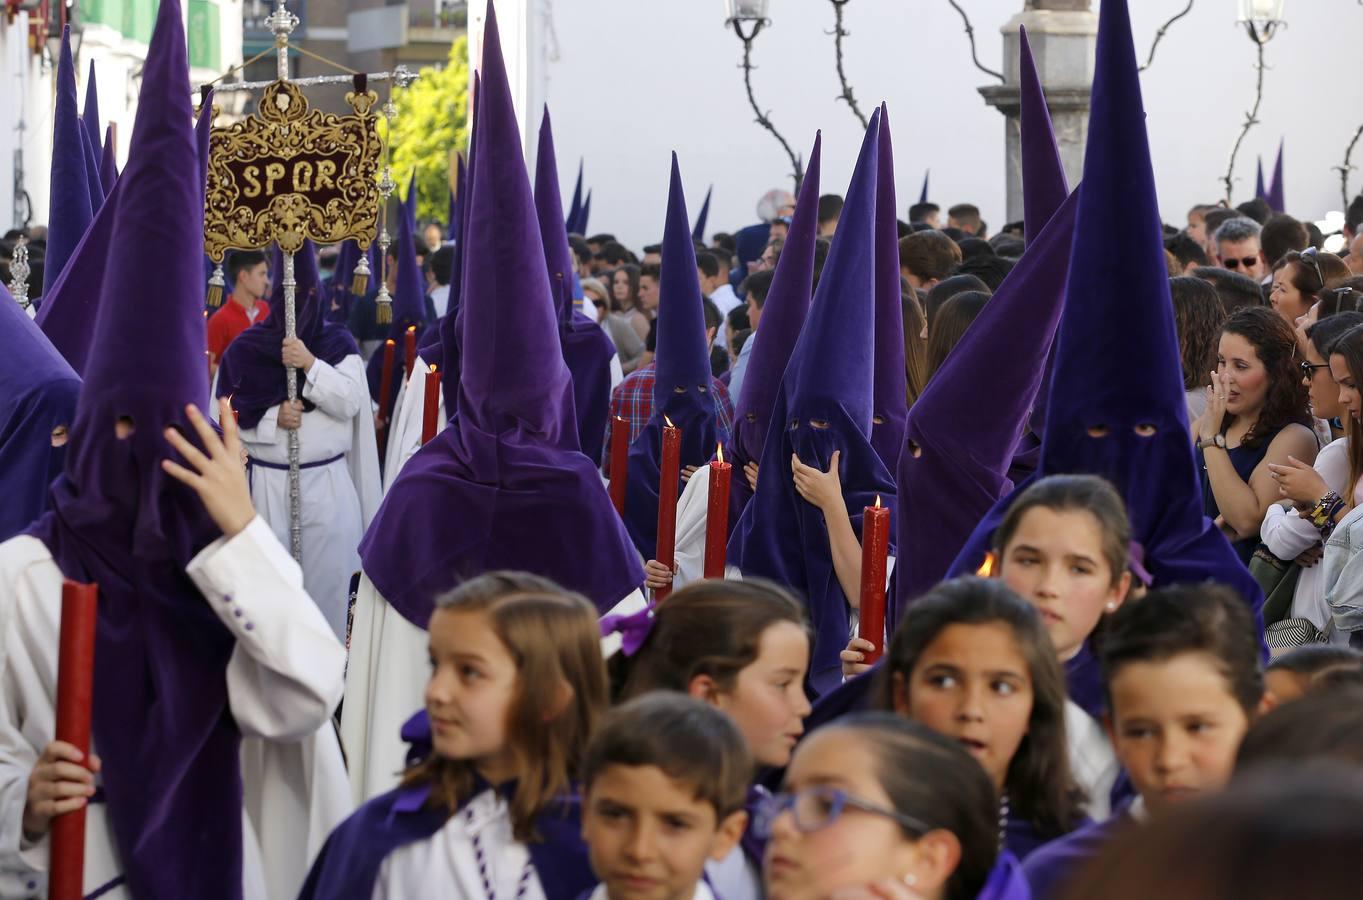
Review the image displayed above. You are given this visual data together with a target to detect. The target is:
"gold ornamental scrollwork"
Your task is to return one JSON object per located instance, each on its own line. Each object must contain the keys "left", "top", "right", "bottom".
{"left": 203, "top": 79, "right": 381, "bottom": 261}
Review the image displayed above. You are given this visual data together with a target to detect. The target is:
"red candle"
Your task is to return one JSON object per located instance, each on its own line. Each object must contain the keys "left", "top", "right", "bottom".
{"left": 50, "top": 580, "right": 98, "bottom": 900}
{"left": 857, "top": 496, "right": 891, "bottom": 664}
{"left": 654, "top": 417, "right": 681, "bottom": 601}
{"left": 704, "top": 444, "right": 731, "bottom": 579}
{"left": 608, "top": 416, "right": 629, "bottom": 515}
{"left": 376, "top": 338, "right": 396, "bottom": 456}
{"left": 404, "top": 325, "right": 417, "bottom": 380}
{"left": 421, "top": 364, "right": 441, "bottom": 445}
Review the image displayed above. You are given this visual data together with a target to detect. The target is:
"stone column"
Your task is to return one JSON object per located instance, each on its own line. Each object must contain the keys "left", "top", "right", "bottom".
{"left": 978, "top": 0, "right": 1096, "bottom": 227}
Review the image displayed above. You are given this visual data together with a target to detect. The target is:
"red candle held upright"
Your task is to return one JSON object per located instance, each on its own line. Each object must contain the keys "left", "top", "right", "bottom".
{"left": 703, "top": 444, "right": 731, "bottom": 579}
{"left": 375, "top": 339, "right": 397, "bottom": 456}
{"left": 608, "top": 417, "right": 629, "bottom": 515}
{"left": 857, "top": 496, "right": 891, "bottom": 664}
{"left": 403, "top": 325, "right": 417, "bottom": 380}
{"left": 654, "top": 418, "right": 681, "bottom": 601}
{"left": 421, "top": 364, "right": 441, "bottom": 444}
{"left": 50, "top": 580, "right": 98, "bottom": 900}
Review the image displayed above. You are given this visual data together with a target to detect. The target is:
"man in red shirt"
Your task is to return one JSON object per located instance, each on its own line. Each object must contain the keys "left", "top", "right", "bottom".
{"left": 207, "top": 249, "right": 271, "bottom": 379}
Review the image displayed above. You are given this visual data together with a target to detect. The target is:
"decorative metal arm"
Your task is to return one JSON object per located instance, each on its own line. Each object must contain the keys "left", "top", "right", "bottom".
{"left": 828, "top": 0, "right": 868, "bottom": 130}
{"left": 944, "top": 0, "right": 1003, "bottom": 83}
{"left": 732, "top": 17, "right": 803, "bottom": 194}
{"left": 1338, "top": 122, "right": 1363, "bottom": 208}
{"left": 1222, "top": 40, "right": 1267, "bottom": 205}
{"left": 1139, "top": 0, "right": 1195, "bottom": 72}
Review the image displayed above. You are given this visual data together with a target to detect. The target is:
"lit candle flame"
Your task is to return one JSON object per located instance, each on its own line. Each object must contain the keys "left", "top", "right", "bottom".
{"left": 385, "top": 338, "right": 396, "bottom": 347}
{"left": 717, "top": 444, "right": 725, "bottom": 464}
{"left": 976, "top": 553, "right": 995, "bottom": 577}
{"left": 664, "top": 416, "right": 675, "bottom": 428}
{"left": 874, "top": 495, "right": 881, "bottom": 509}
{"left": 430, "top": 363, "right": 438, "bottom": 374}
{"left": 406, "top": 324, "right": 416, "bottom": 333}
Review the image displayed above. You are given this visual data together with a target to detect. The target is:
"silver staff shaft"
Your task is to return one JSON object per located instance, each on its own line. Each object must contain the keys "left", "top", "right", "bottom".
{"left": 281, "top": 250, "right": 303, "bottom": 564}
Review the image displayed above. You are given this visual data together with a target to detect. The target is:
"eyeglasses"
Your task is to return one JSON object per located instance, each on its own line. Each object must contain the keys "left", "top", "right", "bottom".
{"left": 1333, "top": 288, "right": 1363, "bottom": 313}
{"left": 1222, "top": 256, "right": 1260, "bottom": 271}
{"left": 1300, "top": 247, "right": 1325, "bottom": 288}
{"left": 752, "top": 786, "right": 933, "bottom": 839}
{"left": 1301, "top": 360, "right": 1330, "bottom": 378}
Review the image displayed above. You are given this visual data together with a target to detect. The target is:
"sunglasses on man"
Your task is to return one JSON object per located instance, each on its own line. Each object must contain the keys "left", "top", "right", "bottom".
{"left": 1221, "top": 255, "right": 1259, "bottom": 271}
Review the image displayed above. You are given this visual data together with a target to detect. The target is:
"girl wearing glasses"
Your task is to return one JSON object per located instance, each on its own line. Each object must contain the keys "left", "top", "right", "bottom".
{"left": 1194, "top": 306, "right": 1316, "bottom": 564}
{"left": 1261, "top": 313, "right": 1363, "bottom": 648}
{"left": 760, "top": 713, "right": 1029, "bottom": 900}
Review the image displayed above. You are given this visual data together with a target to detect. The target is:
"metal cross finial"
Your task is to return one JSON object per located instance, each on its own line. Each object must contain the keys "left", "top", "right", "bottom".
{"left": 266, "top": 0, "right": 300, "bottom": 81}
{"left": 8, "top": 238, "right": 31, "bottom": 312}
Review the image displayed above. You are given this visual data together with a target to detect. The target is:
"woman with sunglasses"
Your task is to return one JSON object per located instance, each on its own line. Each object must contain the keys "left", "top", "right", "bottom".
{"left": 1195, "top": 306, "right": 1317, "bottom": 564}
{"left": 1270, "top": 248, "right": 1352, "bottom": 328}
{"left": 1261, "top": 312, "right": 1363, "bottom": 647}
{"left": 761, "top": 713, "right": 1029, "bottom": 900}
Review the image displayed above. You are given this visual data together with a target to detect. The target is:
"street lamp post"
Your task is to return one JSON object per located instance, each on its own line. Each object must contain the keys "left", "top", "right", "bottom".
{"left": 724, "top": 0, "right": 803, "bottom": 193}
{"left": 1222, "top": 0, "right": 1286, "bottom": 204}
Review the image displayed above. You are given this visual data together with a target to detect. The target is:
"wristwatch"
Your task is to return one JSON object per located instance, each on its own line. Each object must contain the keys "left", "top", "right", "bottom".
{"left": 1198, "top": 434, "right": 1227, "bottom": 451}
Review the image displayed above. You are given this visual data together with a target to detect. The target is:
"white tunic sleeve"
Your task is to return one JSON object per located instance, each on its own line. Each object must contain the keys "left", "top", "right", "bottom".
{"left": 185, "top": 517, "right": 345, "bottom": 741}
{"left": 302, "top": 357, "right": 365, "bottom": 421}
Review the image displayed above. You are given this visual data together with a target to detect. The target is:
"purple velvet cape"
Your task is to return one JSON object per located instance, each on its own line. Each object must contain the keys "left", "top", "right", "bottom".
{"left": 0, "top": 283, "right": 80, "bottom": 542}
{"left": 215, "top": 242, "right": 359, "bottom": 429}
{"left": 26, "top": 1, "right": 244, "bottom": 894}
{"left": 298, "top": 712, "right": 594, "bottom": 900}
{"left": 728, "top": 110, "right": 894, "bottom": 697}
{"left": 620, "top": 155, "right": 720, "bottom": 559}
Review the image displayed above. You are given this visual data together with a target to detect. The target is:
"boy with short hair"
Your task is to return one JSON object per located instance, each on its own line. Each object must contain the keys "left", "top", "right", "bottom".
{"left": 580, "top": 694, "right": 752, "bottom": 900}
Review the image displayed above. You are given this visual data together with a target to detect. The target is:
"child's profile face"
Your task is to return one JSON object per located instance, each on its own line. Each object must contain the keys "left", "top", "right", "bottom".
{"left": 1108, "top": 650, "right": 1252, "bottom": 817}
{"left": 764, "top": 730, "right": 928, "bottom": 900}
{"left": 708, "top": 622, "right": 812, "bottom": 768}
{"left": 1000, "top": 506, "right": 1130, "bottom": 662}
{"left": 894, "top": 622, "right": 1033, "bottom": 792}
{"left": 582, "top": 764, "right": 744, "bottom": 900}
{"left": 425, "top": 607, "right": 519, "bottom": 782}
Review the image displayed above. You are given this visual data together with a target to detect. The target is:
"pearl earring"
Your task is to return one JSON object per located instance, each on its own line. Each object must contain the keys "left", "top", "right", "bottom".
{"left": 1105, "top": 602, "right": 1117, "bottom": 612}
{"left": 902, "top": 873, "right": 918, "bottom": 887}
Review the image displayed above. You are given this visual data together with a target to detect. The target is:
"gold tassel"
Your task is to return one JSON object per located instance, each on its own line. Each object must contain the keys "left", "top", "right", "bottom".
{"left": 376, "top": 294, "right": 392, "bottom": 325}
{"left": 205, "top": 263, "right": 226, "bottom": 308}
{"left": 352, "top": 253, "right": 371, "bottom": 295}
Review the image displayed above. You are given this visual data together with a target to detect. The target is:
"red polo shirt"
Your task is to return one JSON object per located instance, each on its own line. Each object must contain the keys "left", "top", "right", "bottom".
{"left": 207, "top": 297, "right": 270, "bottom": 365}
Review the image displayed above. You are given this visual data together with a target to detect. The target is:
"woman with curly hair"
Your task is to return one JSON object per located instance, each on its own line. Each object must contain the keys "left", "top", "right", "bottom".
{"left": 1195, "top": 305, "right": 1317, "bottom": 563}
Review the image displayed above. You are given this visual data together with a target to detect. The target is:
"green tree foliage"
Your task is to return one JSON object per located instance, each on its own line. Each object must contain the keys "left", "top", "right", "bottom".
{"left": 382, "top": 37, "right": 469, "bottom": 225}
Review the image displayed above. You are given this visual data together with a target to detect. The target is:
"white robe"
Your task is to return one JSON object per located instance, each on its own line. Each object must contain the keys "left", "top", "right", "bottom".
{"left": 341, "top": 576, "right": 647, "bottom": 805}
{"left": 382, "top": 354, "right": 447, "bottom": 495}
{"left": 239, "top": 354, "right": 382, "bottom": 641}
{"left": 1064, "top": 701, "right": 1117, "bottom": 822}
{"left": 0, "top": 517, "right": 351, "bottom": 899}
{"left": 372, "top": 786, "right": 546, "bottom": 900}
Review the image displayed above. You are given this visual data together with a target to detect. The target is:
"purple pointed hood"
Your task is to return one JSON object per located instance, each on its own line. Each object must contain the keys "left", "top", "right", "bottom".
{"left": 729, "top": 132, "right": 821, "bottom": 514}
{"left": 99, "top": 124, "right": 118, "bottom": 189}
{"left": 78, "top": 112, "right": 105, "bottom": 206}
{"left": 729, "top": 108, "right": 895, "bottom": 696}
{"left": 43, "top": 27, "right": 96, "bottom": 294}
{"left": 196, "top": 88, "right": 214, "bottom": 195}
{"left": 1255, "top": 157, "right": 1267, "bottom": 201}
{"left": 579, "top": 189, "right": 592, "bottom": 234}
{"left": 26, "top": 0, "right": 244, "bottom": 895}
{"left": 692, "top": 185, "right": 712, "bottom": 244}
{"left": 358, "top": 0, "right": 643, "bottom": 623}
{"left": 871, "top": 104, "right": 907, "bottom": 471}
{"left": 82, "top": 60, "right": 102, "bottom": 162}
{"left": 534, "top": 107, "right": 617, "bottom": 465}
{"left": 216, "top": 240, "right": 358, "bottom": 428}
{"left": 565, "top": 159, "right": 584, "bottom": 233}
{"left": 919, "top": 170, "right": 929, "bottom": 205}
{"left": 1018, "top": 26, "right": 1068, "bottom": 241}
{"left": 620, "top": 153, "right": 718, "bottom": 557}
{"left": 894, "top": 189, "right": 1079, "bottom": 620}
{"left": 946, "top": 0, "right": 1264, "bottom": 628}
{"left": 0, "top": 281, "right": 80, "bottom": 542}
{"left": 1267, "top": 139, "right": 1285, "bottom": 212}
{"left": 35, "top": 175, "right": 122, "bottom": 375}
